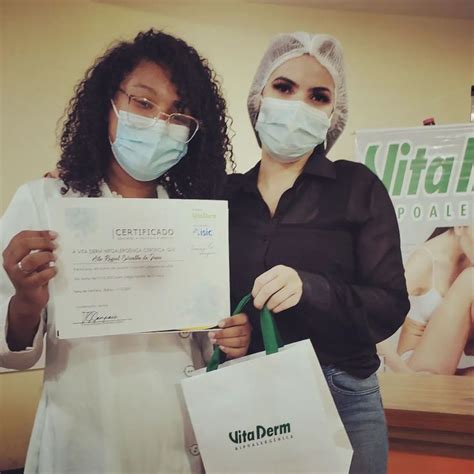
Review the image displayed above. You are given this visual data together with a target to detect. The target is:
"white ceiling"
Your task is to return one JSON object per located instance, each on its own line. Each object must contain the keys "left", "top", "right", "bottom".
{"left": 95, "top": 0, "right": 474, "bottom": 20}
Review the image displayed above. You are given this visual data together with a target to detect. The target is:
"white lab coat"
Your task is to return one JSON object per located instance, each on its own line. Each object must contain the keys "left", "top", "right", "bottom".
{"left": 0, "top": 178, "right": 212, "bottom": 473}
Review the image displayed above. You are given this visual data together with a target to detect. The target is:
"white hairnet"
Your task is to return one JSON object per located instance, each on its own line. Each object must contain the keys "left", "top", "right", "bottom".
{"left": 248, "top": 32, "right": 348, "bottom": 151}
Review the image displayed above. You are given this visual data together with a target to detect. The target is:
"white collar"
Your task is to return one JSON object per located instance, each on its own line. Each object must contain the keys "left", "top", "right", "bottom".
{"left": 101, "top": 182, "right": 169, "bottom": 199}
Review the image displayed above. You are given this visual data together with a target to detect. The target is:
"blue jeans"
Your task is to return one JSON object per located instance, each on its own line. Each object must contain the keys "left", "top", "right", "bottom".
{"left": 323, "top": 366, "right": 388, "bottom": 474}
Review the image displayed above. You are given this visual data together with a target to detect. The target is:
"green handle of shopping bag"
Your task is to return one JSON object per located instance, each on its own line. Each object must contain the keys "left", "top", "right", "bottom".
{"left": 206, "top": 293, "right": 283, "bottom": 372}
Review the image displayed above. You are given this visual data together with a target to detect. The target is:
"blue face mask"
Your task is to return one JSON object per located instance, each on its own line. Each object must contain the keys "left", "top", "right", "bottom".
{"left": 110, "top": 102, "right": 188, "bottom": 182}
{"left": 255, "top": 97, "right": 330, "bottom": 163}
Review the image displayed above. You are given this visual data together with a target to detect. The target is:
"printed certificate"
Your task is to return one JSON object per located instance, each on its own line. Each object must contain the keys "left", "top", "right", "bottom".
{"left": 46, "top": 198, "right": 229, "bottom": 339}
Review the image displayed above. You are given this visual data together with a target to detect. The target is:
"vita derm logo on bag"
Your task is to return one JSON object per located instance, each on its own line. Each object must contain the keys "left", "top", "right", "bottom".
{"left": 228, "top": 423, "right": 294, "bottom": 451}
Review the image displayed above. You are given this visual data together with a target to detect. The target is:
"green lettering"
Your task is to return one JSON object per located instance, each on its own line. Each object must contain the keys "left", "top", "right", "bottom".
{"left": 408, "top": 148, "right": 428, "bottom": 195}
{"left": 256, "top": 425, "right": 266, "bottom": 440}
{"left": 413, "top": 206, "right": 422, "bottom": 219}
{"left": 382, "top": 144, "right": 399, "bottom": 192}
{"left": 392, "top": 143, "right": 410, "bottom": 196}
{"left": 393, "top": 160, "right": 408, "bottom": 196}
{"left": 456, "top": 137, "right": 474, "bottom": 193}
{"left": 425, "top": 157, "right": 454, "bottom": 194}
{"left": 364, "top": 144, "right": 380, "bottom": 177}
{"left": 429, "top": 205, "right": 438, "bottom": 218}
{"left": 267, "top": 427, "right": 274, "bottom": 437}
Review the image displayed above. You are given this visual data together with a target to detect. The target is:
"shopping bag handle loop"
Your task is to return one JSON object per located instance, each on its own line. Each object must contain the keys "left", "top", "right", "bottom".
{"left": 206, "top": 293, "right": 283, "bottom": 372}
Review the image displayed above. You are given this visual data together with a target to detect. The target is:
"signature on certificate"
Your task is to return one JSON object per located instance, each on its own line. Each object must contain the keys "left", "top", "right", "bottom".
{"left": 81, "top": 311, "right": 119, "bottom": 325}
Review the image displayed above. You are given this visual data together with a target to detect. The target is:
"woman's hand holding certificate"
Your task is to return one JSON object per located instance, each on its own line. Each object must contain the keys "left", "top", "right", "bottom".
{"left": 2, "top": 230, "right": 58, "bottom": 350}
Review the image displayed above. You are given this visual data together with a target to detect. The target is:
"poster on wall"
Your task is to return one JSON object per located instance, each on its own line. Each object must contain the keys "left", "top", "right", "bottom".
{"left": 355, "top": 124, "right": 473, "bottom": 376}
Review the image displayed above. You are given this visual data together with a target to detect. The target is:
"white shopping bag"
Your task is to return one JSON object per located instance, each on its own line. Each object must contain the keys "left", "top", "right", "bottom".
{"left": 181, "top": 295, "right": 353, "bottom": 473}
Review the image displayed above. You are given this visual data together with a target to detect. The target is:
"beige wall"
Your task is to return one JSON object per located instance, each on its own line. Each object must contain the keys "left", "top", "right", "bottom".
{"left": 0, "top": 0, "right": 473, "bottom": 469}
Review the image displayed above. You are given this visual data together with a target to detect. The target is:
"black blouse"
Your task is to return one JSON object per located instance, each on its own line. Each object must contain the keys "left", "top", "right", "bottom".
{"left": 226, "top": 145, "right": 410, "bottom": 378}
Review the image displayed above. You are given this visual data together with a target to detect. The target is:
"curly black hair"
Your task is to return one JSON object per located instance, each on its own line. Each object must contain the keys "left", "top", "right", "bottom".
{"left": 58, "top": 29, "right": 234, "bottom": 199}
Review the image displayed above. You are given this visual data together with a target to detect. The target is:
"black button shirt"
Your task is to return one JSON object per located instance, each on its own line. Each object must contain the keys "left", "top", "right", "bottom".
{"left": 226, "top": 146, "right": 410, "bottom": 378}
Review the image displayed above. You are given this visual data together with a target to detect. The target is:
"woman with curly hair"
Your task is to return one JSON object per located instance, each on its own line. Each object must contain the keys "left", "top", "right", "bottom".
{"left": 0, "top": 29, "right": 250, "bottom": 473}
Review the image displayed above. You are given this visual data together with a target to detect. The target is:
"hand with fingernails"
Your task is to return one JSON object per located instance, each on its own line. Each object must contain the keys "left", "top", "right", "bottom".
{"left": 207, "top": 265, "right": 301, "bottom": 357}
{"left": 2, "top": 230, "right": 58, "bottom": 350}
{"left": 208, "top": 313, "right": 252, "bottom": 359}
{"left": 252, "top": 265, "right": 303, "bottom": 312}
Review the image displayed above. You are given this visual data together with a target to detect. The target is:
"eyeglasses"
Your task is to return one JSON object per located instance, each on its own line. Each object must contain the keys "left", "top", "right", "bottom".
{"left": 117, "top": 89, "right": 200, "bottom": 144}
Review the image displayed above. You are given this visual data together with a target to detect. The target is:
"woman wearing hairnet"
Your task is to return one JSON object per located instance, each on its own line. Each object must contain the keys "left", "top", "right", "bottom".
{"left": 223, "top": 32, "right": 410, "bottom": 473}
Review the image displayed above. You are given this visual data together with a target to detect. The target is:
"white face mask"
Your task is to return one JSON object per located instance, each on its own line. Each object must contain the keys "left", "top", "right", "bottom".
{"left": 110, "top": 101, "right": 188, "bottom": 182}
{"left": 255, "top": 97, "right": 330, "bottom": 162}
